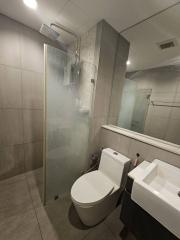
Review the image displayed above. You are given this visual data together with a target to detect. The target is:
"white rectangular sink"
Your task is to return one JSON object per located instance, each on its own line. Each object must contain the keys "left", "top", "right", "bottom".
{"left": 131, "top": 159, "right": 180, "bottom": 238}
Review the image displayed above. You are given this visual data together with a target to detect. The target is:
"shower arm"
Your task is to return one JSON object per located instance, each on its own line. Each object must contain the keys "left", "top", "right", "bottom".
{"left": 50, "top": 23, "right": 80, "bottom": 60}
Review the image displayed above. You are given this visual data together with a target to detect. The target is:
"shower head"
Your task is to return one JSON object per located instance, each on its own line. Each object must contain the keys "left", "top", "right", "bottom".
{"left": 40, "top": 24, "right": 60, "bottom": 41}
{"left": 40, "top": 22, "right": 80, "bottom": 61}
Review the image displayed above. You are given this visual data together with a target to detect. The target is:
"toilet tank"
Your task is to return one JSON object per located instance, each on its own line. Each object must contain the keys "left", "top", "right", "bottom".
{"left": 99, "top": 148, "right": 130, "bottom": 187}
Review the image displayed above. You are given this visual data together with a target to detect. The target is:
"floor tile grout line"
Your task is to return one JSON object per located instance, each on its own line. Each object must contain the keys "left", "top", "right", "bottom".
{"left": 104, "top": 218, "right": 137, "bottom": 240}
{"left": 80, "top": 229, "right": 93, "bottom": 240}
{"left": 80, "top": 222, "right": 117, "bottom": 240}
{"left": 22, "top": 170, "right": 118, "bottom": 240}
{"left": 24, "top": 171, "right": 91, "bottom": 240}
{"left": 79, "top": 223, "right": 103, "bottom": 240}
{"left": 104, "top": 221, "right": 120, "bottom": 240}
{"left": 24, "top": 172, "right": 44, "bottom": 240}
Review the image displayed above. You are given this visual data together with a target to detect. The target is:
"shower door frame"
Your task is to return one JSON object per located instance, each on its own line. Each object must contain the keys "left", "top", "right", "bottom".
{"left": 43, "top": 44, "right": 48, "bottom": 205}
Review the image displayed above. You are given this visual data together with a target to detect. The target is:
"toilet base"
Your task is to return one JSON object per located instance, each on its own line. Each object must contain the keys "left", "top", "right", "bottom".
{"left": 72, "top": 190, "right": 120, "bottom": 226}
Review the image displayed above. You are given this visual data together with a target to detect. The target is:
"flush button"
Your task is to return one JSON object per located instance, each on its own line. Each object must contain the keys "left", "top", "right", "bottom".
{"left": 113, "top": 152, "right": 118, "bottom": 155}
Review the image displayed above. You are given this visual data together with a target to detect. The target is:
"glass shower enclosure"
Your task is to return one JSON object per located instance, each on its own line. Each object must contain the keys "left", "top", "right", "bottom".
{"left": 118, "top": 79, "right": 151, "bottom": 134}
{"left": 43, "top": 44, "right": 95, "bottom": 204}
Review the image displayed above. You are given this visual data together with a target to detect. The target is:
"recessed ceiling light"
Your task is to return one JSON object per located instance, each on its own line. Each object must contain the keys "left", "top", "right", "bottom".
{"left": 23, "top": 0, "right": 38, "bottom": 9}
{"left": 126, "top": 60, "right": 131, "bottom": 65}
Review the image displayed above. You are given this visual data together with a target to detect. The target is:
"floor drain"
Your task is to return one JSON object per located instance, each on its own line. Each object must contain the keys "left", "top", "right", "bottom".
{"left": 54, "top": 195, "right": 59, "bottom": 200}
{"left": 178, "top": 191, "right": 180, "bottom": 197}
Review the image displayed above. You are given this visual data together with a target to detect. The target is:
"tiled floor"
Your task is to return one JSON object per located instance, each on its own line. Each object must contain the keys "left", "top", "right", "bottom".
{"left": 0, "top": 168, "right": 136, "bottom": 240}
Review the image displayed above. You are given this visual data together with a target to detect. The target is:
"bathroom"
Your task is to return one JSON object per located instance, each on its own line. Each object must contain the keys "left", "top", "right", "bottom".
{"left": 0, "top": 0, "right": 180, "bottom": 239}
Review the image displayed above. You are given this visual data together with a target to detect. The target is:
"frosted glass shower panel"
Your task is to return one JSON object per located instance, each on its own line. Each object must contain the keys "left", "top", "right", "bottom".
{"left": 45, "top": 45, "right": 93, "bottom": 202}
{"left": 118, "top": 79, "right": 137, "bottom": 129}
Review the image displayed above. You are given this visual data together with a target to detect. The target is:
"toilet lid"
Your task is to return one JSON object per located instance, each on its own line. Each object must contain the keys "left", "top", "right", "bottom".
{"left": 71, "top": 170, "right": 115, "bottom": 206}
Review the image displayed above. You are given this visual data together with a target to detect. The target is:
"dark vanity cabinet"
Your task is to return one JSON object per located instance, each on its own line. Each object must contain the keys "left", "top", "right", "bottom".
{"left": 120, "top": 176, "right": 178, "bottom": 240}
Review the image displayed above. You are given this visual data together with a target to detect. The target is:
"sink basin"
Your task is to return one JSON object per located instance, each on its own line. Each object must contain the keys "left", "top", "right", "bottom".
{"left": 132, "top": 159, "right": 180, "bottom": 238}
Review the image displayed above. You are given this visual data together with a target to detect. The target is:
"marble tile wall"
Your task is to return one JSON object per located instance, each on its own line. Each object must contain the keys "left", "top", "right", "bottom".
{"left": 0, "top": 14, "right": 60, "bottom": 180}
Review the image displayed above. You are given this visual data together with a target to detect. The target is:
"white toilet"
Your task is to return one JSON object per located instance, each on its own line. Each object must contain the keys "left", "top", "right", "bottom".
{"left": 71, "top": 148, "right": 130, "bottom": 226}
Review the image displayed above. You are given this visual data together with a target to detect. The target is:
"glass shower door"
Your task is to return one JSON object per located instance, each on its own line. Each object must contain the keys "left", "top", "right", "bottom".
{"left": 131, "top": 89, "right": 152, "bottom": 133}
{"left": 44, "top": 45, "right": 95, "bottom": 203}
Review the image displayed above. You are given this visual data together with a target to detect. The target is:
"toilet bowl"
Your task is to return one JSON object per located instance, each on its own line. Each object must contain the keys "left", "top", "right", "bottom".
{"left": 71, "top": 148, "right": 130, "bottom": 226}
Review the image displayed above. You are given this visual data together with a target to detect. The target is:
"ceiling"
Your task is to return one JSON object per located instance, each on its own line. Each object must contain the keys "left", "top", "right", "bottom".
{"left": 123, "top": 3, "right": 180, "bottom": 72}
{"left": 0, "top": 0, "right": 179, "bottom": 37}
{"left": 0, "top": 0, "right": 180, "bottom": 71}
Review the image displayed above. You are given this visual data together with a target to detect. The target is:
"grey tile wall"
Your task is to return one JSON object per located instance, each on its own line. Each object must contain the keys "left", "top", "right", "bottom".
{"left": 0, "top": 109, "right": 24, "bottom": 146}
{"left": 93, "top": 21, "right": 119, "bottom": 120}
{"left": 100, "top": 128, "right": 131, "bottom": 156}
{"left": 22, "top": 70, "right": 43, "bottom": 109}
{"left": 89, "top": 21, "right": 129, "bottom": 158}
{"left": 0, "top": 145, "right": 25, "bottom": 181}
{"left": 24, "top": 142, "right": 43, "bottom": 171}
{"left": 20, "top": 25, "right": 44, "bottom": 73}
{"left": 0, "top": 65, "right": 22, "bottom": 108}
{"left": 23, "top": 110, "right": 43, "bottom": 143}
{"left": 100, "top": 128, "right": 180, "bottom": 168}
{"left": 0, "top": 15, "right": 21, "bottom": 68}
{"left": 0, "top": 14, "right": 60, "bottom": 180}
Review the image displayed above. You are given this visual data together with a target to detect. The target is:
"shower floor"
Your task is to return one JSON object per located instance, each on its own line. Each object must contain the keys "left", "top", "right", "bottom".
{"left": 0, "top": 168, "right": 136, "bottom": 240}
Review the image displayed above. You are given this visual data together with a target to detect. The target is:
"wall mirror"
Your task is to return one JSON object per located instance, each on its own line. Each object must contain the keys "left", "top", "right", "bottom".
{"left": 108, "top": 3, "right": 180, "bottom": 146}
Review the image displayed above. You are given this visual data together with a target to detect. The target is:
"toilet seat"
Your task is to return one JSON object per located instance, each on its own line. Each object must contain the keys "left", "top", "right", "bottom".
{"left": 71, "top": 170, "right": 117, "bottom": 207}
